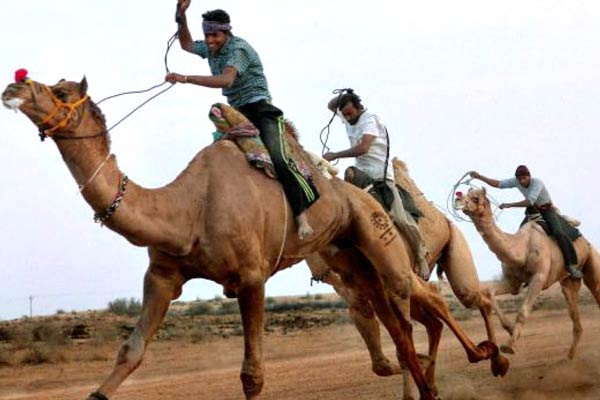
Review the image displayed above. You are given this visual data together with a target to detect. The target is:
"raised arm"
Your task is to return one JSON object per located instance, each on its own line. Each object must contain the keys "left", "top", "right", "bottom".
{"left": 327, "top": 95, "right": 342, "bottom": 112}
{"left": 176, "top": 0, "right": 194, "bottom": 52}
{"left": 469, "top": 171, "right": 500, "bottom": 188}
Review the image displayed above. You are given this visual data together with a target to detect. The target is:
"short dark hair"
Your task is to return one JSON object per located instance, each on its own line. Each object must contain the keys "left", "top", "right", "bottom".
{"left": 515, "top": 165, "right": 531, "bottom": 177}
{"left": 338, "top": 90, "right": 364, "bottom": 111}
{"left": 202, "top": 9, "right": 231, "bottom": 23}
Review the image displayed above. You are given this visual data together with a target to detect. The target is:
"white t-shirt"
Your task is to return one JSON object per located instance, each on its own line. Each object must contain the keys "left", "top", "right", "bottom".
{"left": 339, "top": 110, "right": 394, "bottom": 181}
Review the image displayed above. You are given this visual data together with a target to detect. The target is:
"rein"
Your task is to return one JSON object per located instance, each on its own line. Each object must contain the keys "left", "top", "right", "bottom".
{"left": 31, "top": 31, "right": 179, "bottom": 224}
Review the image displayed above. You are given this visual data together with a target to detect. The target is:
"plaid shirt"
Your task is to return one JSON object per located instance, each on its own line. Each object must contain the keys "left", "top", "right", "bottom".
{"left": 192, "top": 36, "right": 271, "bottom": 108}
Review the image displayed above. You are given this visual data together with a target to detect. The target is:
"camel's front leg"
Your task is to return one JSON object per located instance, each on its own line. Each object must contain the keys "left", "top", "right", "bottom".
{"left": 501, "top": 273, "right": 545, "bottom": 354}
{"left": 559, "top": 278, "right": 583, "bottom": 359}
{"left": 237, "top": 281, "right": 266, "bottom": 400}
{"left": 483, "top": 279, "right": 519, "bottom": 336}
{"left": 87, "top": 265, "right": 184, "bottom": 400}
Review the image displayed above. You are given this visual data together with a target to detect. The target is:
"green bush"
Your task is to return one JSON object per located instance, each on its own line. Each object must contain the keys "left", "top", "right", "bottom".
{"left": 186, "top": 301, "right": 214, "bottom": 316}
{"left": 107, "top": 298, "right": 142, "bottom": 317}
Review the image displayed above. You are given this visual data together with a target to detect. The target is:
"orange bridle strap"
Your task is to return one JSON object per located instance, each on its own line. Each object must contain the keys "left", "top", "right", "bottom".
{"left": 37, "top": 84, "right": 89, "bottom": 137}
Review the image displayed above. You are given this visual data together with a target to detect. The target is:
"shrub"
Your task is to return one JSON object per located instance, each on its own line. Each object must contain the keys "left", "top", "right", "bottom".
{"left": 186, "top": 301, "right": 214, "bottom": 316}
{"left": 107, "top": 298, "right": 142, "bottom": 317}
{"left": 216, "top": 301, "right": 239, "bottom": 315}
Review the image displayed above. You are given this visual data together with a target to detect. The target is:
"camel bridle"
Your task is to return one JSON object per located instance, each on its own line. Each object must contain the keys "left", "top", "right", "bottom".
{"left": 35, "top": 83, "right": 92, "bottom": 140}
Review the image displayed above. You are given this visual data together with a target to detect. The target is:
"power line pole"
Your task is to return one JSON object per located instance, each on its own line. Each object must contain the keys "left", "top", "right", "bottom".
{"left": 29, "top": 295, "right": 34, "bottom": 318}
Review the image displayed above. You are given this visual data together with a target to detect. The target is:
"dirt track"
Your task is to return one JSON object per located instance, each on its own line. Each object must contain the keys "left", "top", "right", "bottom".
{"left": 1, "top": 304, "right": 599, "bottom": 400}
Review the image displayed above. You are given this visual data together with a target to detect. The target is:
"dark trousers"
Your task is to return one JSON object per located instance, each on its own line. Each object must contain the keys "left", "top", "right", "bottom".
{"left": 238, "top": 100, "right": 319, "bottom": 216}
{"left": 540, "top": 208, "right": 578, "bottom": 266}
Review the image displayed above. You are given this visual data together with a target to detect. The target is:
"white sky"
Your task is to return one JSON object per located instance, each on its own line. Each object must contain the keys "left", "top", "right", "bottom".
{"left": 1, "top": 0, "right": 599, "bottom": 320}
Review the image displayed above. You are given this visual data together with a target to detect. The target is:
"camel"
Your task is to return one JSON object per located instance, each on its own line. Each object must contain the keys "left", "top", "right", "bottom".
{"left": 456, "top": 187, "right": 600, "bottom": 357}
{"left": 2, "top": 77, "right": 506, "bottom": 400}
{"left": 307, "top": 159, "right": 498, "bottom": 398}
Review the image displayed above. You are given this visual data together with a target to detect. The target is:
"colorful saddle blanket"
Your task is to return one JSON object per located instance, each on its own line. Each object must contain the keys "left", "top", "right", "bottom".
{"left": 208, "top": 103, "right": 312, "bottom": 181}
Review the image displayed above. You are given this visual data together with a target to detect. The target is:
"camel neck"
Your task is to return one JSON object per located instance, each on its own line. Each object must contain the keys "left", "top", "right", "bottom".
{"left": 471, "top": 213, "right": 522, "bottom": 265}
{"left": 54, "top": 137, "right": 196, "bottom": 256}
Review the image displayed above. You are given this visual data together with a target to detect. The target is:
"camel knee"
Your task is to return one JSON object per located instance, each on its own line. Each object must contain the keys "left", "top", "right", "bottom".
{"left": 116, "top": 332, "right": 144, "bottom": 373}
{"left": 454, "top": 289, "right": 479, "bottom": 309}
{"left": 516, "top": 311, "right": 528, "bottom": 325}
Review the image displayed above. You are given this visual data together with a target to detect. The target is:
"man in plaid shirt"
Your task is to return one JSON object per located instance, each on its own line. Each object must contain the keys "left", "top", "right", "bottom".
{"left": 167, "top": 1, "right": 319, "bottom": 238}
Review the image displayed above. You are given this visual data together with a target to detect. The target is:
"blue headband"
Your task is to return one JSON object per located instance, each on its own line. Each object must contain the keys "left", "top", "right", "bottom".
{"left": 202, "top": 20, "right": 232, "bottom": 34}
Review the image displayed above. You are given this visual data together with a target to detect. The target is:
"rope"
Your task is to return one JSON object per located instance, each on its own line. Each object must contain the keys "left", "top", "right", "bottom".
{"left": 88, "top": 31, "right": 178, "bottom": 133}
{"left": 77, "top": 153, "right": 113, "bottom": 193}
{"left": 319, "top": 88, "right": 347, "bottom": 159}
{"left": 274, "top": 186, "right": 288, "bottom": 269}
{"left": 447, "top": 172, "right": 504, "bottom": 223}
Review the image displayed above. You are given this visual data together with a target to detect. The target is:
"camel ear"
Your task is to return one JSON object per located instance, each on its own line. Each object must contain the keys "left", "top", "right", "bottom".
{"left": 482, "top": 186, "right": 487, "bottom": 195}
{"left": 79, "top": 76, "right": 88, "bottom": 96}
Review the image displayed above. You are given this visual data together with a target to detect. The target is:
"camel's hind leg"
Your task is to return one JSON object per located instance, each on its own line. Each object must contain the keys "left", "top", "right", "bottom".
{"left": 306, "top": 254, "right": 399, "bottom": 376}
{"left": 410, "top": 280, "right": 509, "bottom": 378}
{"left": 582, "top": 244, "right": 600, "bottom": 309}
{"left": 559, "top": 278, "right": 583, "bottom": 359}
{"left": 441, "top": 224, "right": 497, "bottom": 343}
{"left": 87, "top": 264, "right": 184, "bottom": 400}
{"left": 321, "top": 248, "right": 435, "bottom": 400}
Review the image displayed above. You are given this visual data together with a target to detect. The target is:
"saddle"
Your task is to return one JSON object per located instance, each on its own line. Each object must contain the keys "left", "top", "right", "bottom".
{"left": 345, "top": 166, "right": 423, "bottom": 221}
{"left": 521, "top": 208, "right": 581, "bottom": 241}
{"left": 208, "top": 103, "right": 313, "bottom": 182}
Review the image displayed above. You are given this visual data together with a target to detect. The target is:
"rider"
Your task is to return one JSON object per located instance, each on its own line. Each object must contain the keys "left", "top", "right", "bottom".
{"left": 166, "top": 1, "right": 319, "bottom": 238}
{"left": 470, "top": 166, "right": 582, "bottom": 279}
{"left": 323, "top": 89, "right": 430, "bottom": 279}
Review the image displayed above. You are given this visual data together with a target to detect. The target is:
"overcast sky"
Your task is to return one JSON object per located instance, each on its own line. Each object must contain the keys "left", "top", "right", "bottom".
{"left": 1, "top": 1, "right": 599, "bottom": 320}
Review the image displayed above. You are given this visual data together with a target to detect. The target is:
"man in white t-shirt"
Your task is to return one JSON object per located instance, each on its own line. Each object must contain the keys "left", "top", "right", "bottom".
{"left": 323, "top": 89, "right": 430, "bottom": 279}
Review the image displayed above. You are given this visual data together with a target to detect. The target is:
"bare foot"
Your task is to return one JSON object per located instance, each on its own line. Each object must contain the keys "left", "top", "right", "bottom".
{"left": 296, "top": 213, "right": 313, "bottom": 240}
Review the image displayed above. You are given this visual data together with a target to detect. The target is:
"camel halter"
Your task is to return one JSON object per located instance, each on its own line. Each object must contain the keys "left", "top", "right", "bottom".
{"left": 447, "top": 172, "right": 503, "bottom": 223}
{"left": 36, "top": 84, "right": 89, "bottom": 139}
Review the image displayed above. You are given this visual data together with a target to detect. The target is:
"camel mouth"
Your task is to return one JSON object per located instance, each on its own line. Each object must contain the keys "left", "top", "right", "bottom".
{"left": 2, "top": 97, "right": 25, "bottom": 112}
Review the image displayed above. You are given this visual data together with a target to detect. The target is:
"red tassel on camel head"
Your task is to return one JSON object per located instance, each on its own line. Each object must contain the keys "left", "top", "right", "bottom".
{"left": 14, "top": 68, "right": 29, "bottom": 83}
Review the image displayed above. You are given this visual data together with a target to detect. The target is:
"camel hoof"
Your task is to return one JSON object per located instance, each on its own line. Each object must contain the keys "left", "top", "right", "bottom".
{"left": 373, "top": 360, "right": 402, "bottom": 376}
{"left": 469, "top": 340, "right": 498, "bottom": 362}
{"left": 500, "top": 344, "right": 515, "bottom": 354}
{"left": 491, "top": 353, "right": 510, "bottom": 377}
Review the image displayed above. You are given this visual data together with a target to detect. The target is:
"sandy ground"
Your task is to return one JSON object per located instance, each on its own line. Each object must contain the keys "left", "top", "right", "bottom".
{"left": 1, "top": 304, "right": 599, "bottom": 400}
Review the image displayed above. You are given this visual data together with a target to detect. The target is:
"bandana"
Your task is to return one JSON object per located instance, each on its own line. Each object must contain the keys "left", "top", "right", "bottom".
{"left": 202, "top": 20, "right": 232, "bottom": 34}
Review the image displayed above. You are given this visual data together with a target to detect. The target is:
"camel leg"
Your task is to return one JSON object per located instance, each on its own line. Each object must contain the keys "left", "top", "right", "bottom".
{"left": 237, "top": 280, "right": 266, "bottom": 400}
{"left": 582, "top": 245, "right": 600, "bottom": 309}
{"left": 501, "top": 272, "right": 545, "bottom": 354}
{"left": 408, "top": 300, "right": 443, "bottom": 397}
{"left": 320, "top": 248, "right": 435, "bottom": 400}
{"left": 86, "top": 264, "right": 184, "bottom": 400}
{"left": 483, "top": 279, "right": 519, "bottom": 336}
{"left": 559, "top": 278, "right": 583, "bottom": 359}
{"left": 305, "top": 254, "right": 399, "bottom": 376}
{"left": 410, "top": 281, "right": 509, "bottom": 377}
{"left": 442, "top": 225, "right": 497, "bottom": 343}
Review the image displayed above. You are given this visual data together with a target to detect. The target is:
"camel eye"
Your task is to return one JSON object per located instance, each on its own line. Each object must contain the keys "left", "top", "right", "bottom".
{"left": 54, "top": 89, "right": 68, "bottom": 100}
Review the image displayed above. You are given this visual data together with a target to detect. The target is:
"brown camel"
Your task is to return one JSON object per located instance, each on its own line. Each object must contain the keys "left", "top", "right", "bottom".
{"left": 457, "top": 187, "right": 600, "bottom": 357}
{"left": 307, "top": 159, "right": 499, "bottom": 398}
{"left": 2, "top": 77, "right": 505, "bottom": 400}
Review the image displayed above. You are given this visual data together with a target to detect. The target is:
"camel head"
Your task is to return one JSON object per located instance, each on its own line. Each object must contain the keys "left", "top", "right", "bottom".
{"left": 456, "top": 187, "right": 493, "bottom": 221}
{"left": 2, "top": 76, "right": 103, "bottom": 140}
